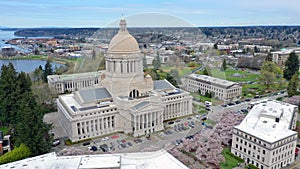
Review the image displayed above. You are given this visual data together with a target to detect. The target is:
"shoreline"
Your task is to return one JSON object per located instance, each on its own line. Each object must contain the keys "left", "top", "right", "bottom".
{"left": 0, "top": 55, "right": 68, "bottom": 65}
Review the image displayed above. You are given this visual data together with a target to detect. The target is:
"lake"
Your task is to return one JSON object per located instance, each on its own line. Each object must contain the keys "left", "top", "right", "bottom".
{"left": 0, "top": 59, "right": 64, "bottom": 73}
{"left": 0, "top": 30, "right": 61, "bottom": 72}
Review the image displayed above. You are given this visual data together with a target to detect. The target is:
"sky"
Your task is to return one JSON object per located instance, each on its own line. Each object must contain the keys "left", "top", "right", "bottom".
{"left": 1, "top": 0, "right": 300, "bottom": 28}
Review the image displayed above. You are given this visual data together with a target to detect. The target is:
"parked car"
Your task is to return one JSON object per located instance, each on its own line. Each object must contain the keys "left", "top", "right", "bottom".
{"left": 244, "top": 98, "right": 251, "bottom": 102}
{"left": 90, "top": 146, "right": 97, "bottom": 151}
{"left": 254, "top": 95, "right": 261, "bottom": 99}
{"left": 228, "top": 102, "right": 235, "bottom": 106}
{"left": 241, "top": 109, "right": 248, "bottom": 113}
{"left": 102, "top": 136, "right": 110, "bottom": 141}
{"left": 82, "top": 142, "right": 90, "bottom": 146}
{"left": 235, "top": 100, "right": 241, "bottom": 104}
{"left": 168, "top": 121, "right": 174, "bottom": 125}
{"left": 134, "top": 139, "right": 143, "bottom": 143}
{"left": 175, "top": 119, "right": 181, "bottom": 123}
{"left": 52, "top": 139, "right": 60, "bottom": 146}
{"left": 100, "top": 144, "right": 109, "bottom": 152}
{"left": 127, "top": 142, "right": 133, "bottom": 147}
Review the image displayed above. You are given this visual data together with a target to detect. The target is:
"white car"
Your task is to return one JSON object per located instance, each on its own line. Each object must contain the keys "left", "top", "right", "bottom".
{"left": 101, "top": 137, "right": 110, "bottom": 141}
{"left": 52, "top": 139, "right": 60, "bottom": 146}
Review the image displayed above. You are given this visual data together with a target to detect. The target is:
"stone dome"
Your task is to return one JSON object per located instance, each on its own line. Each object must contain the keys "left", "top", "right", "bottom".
{"left": 107, "top": 18, "right": 140, "bottom": 53}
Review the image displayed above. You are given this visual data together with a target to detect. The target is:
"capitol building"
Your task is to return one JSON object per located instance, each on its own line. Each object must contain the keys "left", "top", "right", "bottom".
{"left": 52, "top": 17, "right": 193, "bottom": 142}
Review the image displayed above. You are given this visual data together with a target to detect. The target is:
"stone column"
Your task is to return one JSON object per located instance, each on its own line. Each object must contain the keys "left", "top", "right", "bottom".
{"left": 148, "top": 113, "right": 150, "bottom": 128}
{"left": 140, "top": 115, "right": 143, "bottom": 129}
{"left": 144, "top": 114, "right": 147, "bottom": 129}
{"left": 101, "top": 118, "right": 104, "bottom": 130}
{"left": 155, "top": 112, "right": 158, "bottom": 126}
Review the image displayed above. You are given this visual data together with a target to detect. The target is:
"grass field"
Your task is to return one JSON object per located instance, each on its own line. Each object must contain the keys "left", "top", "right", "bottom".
{"left": 220, "top": 148, "right": 244, "bottom": 169}
{"left": 208, "top": 68, "right": 260, "bottom": 82}
{"left": 161, "top": 65, "right": 195, "bottom": 77}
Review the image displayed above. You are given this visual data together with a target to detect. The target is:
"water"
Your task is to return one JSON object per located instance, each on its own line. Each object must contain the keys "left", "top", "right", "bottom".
{"left": 0, "top": 30, "right": 61, "bottom": 72}
{"left": 0, "top": 30, "right": 54, "bottom": 52}
{"left": 0, "top": 59, "right": 64, "bottom": 73}
{"left": 0, "top": 30, "right": 16, "bottom": 48}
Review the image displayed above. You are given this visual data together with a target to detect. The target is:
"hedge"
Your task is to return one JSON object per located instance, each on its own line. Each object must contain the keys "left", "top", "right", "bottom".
{"left": 0, "top": 144, "right": 31, "bottom": 165}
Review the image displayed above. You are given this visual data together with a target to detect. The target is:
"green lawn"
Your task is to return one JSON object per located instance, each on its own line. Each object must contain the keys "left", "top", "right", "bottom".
{"left": 209, "top": 68, "right": 260, "bottom": 82}
{"left": 205, "top": 118, "right": 216, "bottom": 126}
{"left": 161, "top": 65, "right": 195, "bottom": 77}
{"left": 220, "top": 147, "right": 244, "bottom": 169}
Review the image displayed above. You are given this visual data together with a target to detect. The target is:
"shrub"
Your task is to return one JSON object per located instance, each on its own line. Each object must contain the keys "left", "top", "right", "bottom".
{"left": 0, "top": 144, "right": 31, "bottom": 165}
{"left": 64, "top": 139, "right": 72, "bottom": 146}
{"left": 246, "top": 164, "right": 259, "bottom": 169}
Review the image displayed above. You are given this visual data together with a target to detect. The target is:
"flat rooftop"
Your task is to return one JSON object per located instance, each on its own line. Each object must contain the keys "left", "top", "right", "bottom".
{"left": 0, "top": 149, "right": 189, "bottom": 169}
{"left": 235, "top": 100, "right": 297, "bottom": 143}
{"left": 47, "top": 71, "right": 103, "bottom": 82}
{"left": 186, "top": 74, "right": 237, "bottom": 88}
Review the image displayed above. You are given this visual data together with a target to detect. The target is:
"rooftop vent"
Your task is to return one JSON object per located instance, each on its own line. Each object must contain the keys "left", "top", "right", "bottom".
{"left": 275, "top": 117, "right": 280, "bottom": 123}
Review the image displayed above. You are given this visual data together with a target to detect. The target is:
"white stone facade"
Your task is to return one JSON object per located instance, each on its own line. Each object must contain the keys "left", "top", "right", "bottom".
{"left": 56, "top": 18, "right": 193, "bottom": 142}
{"left": 48, "top": 71, "right": 101, "bottom": 94}
{"left": 183, "top": 74, "right": 242, "bottom": 100}
{"left": 231, "top": 100, "right": 298, "bottom": 169}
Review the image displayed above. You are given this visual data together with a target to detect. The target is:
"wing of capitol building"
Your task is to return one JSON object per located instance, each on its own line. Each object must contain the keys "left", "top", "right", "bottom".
{"left": 48, "top": 17, "right": 193, "bottom": 142}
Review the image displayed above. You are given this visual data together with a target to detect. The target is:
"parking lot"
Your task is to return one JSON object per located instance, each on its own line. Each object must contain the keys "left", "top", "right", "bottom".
{"left": 45, "top": 111, "right": 206, "bottom": 154}
{"left": 47, "top": 93, "right": 287, "bottom": 155}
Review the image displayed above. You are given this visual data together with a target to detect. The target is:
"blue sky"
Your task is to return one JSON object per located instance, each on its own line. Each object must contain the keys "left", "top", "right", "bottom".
{"left": 1, "top": 0, "right": 300, "bottom": 27}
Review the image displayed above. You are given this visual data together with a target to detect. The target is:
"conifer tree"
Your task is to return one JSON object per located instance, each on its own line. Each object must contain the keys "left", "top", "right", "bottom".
{"left": 287, "top": 73, "right": 299, "bottom": 97}
{"left": 0, "top": 63, "right": 18, "bottom": 125}
{"left": 42, "top": 59, "right": 53, "bottom": 83}
{"left": 284, "top": 52, "right": 299, "bottom": 80}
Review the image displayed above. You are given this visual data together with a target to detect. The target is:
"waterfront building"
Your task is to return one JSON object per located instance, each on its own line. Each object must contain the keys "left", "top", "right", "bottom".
{"left": 1, "top": 46, "right": 16, "bottom": 57}
{"left": 56, "top": 17, "right": 192, "bottom": 142}
{"left": 183, "top": 74, "right": 242, "bottom": 100}
{"left": 231, "top": 100, "right": 298, "bottom": 169}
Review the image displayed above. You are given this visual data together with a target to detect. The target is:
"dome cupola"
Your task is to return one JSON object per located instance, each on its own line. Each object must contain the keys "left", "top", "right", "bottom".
{"left": 107, "top": 17, "right": 140, "bottom": 54}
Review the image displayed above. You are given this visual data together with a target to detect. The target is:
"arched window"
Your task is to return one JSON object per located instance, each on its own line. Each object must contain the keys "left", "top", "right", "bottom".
{"left": 129, "top": 89, "right": 139, "bottom": 98}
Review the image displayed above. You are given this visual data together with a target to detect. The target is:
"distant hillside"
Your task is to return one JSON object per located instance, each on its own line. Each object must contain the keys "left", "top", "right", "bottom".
{"left": 14, "top": 28, "right": 99, "bottom": 38}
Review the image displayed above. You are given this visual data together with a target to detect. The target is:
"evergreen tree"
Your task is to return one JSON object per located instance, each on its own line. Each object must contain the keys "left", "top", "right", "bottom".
{"left": 284, "top": 52, "right": 299, "bottom": 80}
{"left": 33, "top": 65, "right": 43, "bottom": 81}
{"left": 221, "top": 58, "right": 227, "bottom": 71}
{"left": 166, "top": 73, "right": 178, "bottom": 87}
{"left": 287, "top": 73, "right": 299, "bottom": 97}
{"left": 91, "top": 49, "right": 96, "bottom": 60}
{"left": 152, "top": 51, "right": 161, "bottom": 70}
{"left": 0, "top": 63, "right": 18, "bottom": 126}
{"left": 265, "top": 52, "right": 273, "bottom": 62}
{"left": 15, "top": 92, "right": 52, "bottom": 156}
{"left": 42, "top": 59, "right": 53, "bottom": 83}
{"left": 213, "top": 43, "right": 218, "bottom": 50}
{"left": 16, "top": 72, "right": 32, "bottom": 95}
